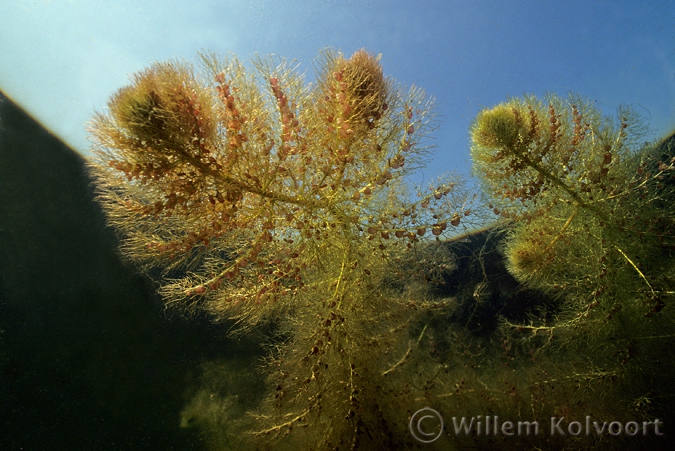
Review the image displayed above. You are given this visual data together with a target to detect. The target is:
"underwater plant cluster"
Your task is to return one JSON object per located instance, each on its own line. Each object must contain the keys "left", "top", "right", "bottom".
{"left": 89, "top": 49, "right": 675, "bottom": 450}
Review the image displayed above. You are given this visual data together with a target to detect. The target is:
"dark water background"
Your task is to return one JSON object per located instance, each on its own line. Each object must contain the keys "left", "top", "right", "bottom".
{"left": 0, "top": 91, "right": 266, "bottom": 450}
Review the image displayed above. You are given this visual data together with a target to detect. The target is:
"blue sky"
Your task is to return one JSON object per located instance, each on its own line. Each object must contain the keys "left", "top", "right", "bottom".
{"left": 1, "top": 0, "right": 674, "bottom": 180}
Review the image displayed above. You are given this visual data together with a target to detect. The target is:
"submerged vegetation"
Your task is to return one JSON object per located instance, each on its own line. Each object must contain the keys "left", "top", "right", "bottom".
{"left": 89, "top": 49, "right": 675, "bottom": 450}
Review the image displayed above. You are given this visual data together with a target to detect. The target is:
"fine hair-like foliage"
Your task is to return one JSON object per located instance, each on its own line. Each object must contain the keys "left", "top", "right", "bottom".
{"left": 467, "top": 94, "right": 675, "bottom": 450}
{"left": 89, "top": 49, "right": 478, "bottom": 449}
{"left": 89, "top": 49, "right": 475, "bottom": 324}
{"left": 470, "top": 93, "right": 675, "bottom": 303}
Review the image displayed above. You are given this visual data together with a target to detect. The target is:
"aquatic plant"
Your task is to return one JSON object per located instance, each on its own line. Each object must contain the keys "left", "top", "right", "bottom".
{"left": 465, "top": 94, "right": 675, "bottom": 450}
{"left": 471, "top": 94, "right": 675, "bottom": 304}
{"left": 469, "top": 94, "right": 675, "bottom": 359}
{"left": 88, "top": 49, "right": 478, "bottom": 450}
